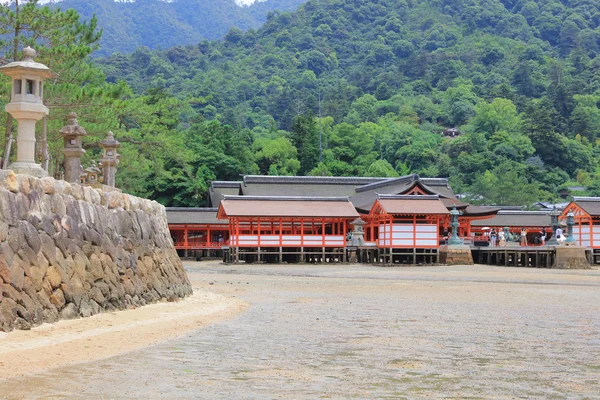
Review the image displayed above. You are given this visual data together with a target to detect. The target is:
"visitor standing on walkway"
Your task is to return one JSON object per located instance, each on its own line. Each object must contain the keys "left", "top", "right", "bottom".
{"left": 541, "top": 227, "right": 547, "bottom": 246}
{"left": 520, "top": 228, "right": 527, "bottom": 246}
{"left": 490, "top": 228, "right": 497, "bottom": 247}
{"left": 498, "top": 229, "right": 505, "bottom": 246}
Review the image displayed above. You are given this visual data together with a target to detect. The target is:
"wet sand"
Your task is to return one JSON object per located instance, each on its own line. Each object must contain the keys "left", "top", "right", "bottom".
{"left": 1, "top": 261, "right": 600, "bottom": 398}
{"left": 0, "top": 282, "right": 247, "bottom": 380}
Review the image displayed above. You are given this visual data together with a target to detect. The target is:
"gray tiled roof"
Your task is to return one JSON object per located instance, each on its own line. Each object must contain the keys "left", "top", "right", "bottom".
{"left": 209, "top": 182, "right": 241, "bottom": 207}
{"left": 471, "top": 211, "right": 550, "bottom": 227}
{"left": 242, "top": 175, "right": 385, "bottom": 185}
{"left": 166, "top": 208, "right": 227, "bottom": 225}
{"left": 241, "top": 182, "right": 361, "bottom": 198}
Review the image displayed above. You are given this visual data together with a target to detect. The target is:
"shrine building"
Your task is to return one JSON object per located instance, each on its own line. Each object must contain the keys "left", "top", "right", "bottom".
{"left": 560, "top": 197, "right": 600, "bottom": 262}
{"left": 167, "top": 174, "right": 503, "bottom": 263}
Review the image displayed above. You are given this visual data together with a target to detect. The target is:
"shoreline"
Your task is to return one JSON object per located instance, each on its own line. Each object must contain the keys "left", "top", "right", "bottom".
{"left": 0, "top": 285, "right": 247, "bottom": 380}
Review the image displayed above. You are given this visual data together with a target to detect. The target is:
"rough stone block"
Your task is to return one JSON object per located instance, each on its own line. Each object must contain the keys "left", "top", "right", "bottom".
{"left": 0, "top": 170, "right": 19, "bottom": 193}
{"left": 439, "top": 245, "right": 474, "bottom": 265}
{"left": 553, "top": 246, "right": 591, "bottom": 269}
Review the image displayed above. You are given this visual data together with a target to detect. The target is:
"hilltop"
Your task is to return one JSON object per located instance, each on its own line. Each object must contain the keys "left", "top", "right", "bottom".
{"left": 43, "top": 0, "right": 306, "bottom": 55}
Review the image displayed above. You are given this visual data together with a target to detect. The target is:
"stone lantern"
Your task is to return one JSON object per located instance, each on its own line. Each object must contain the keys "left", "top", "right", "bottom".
{"left": 547, "top": 207, "right": 561, "bottom": 246}
{"left": 84, "top": 160, "right": 102, "bottom": 185}
{"left": 59, "top": 112, "right": 87, "bottom": 183}
{"left": 0, "top": 46, "right": 56, "bottom": 177}
{"left": 99, "top": 131, "right": 120, "bottom": 187}
{"left": 448, "top": 206, "right": 463, "bottom": 245}
{"left": 566, "top": 210, "right": 576, "bottom": 244}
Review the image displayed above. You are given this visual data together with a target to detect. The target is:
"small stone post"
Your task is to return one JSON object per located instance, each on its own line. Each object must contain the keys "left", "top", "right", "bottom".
{"left": 59, "top": 112, "right": 87, "bottom": 183}
{"left": 0, "top": 47, "right": 56, "bottom": 177}
{"left": 99, "top": 131, "right": 120, "bottom": 187}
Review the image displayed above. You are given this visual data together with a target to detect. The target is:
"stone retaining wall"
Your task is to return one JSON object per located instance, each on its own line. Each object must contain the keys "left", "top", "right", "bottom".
{"left": 0, "top": 170, "right": 192, "bottom": 332}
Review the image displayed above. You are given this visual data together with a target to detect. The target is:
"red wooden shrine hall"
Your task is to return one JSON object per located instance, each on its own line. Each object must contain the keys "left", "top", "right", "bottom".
{"left": 217, "top": 196, "right": 359, "bottom": 248}
{"left": 364, "top": 195, "right": 449, "bottom": 248}
{"left": 561, "top": 197, "right": 600, "bottom": 248}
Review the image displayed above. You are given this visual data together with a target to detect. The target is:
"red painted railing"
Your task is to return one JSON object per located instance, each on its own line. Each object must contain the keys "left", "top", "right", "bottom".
{"left": 173, "top": 240, "right": 229, "bottom": 250}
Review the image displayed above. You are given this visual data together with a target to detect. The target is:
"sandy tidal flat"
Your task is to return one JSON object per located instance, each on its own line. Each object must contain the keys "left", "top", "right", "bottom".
{"left": 0, "top": 287, "right": 246, "bottom": 379}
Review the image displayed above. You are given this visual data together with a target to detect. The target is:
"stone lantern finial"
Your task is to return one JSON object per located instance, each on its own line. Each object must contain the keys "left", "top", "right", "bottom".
{"left": 60, "top": 112, "right": 87, "bottom": 184}
{"left": 22, "top": 46, "right": 37, "bottom": 61}
{"left": 99, "top": 131, "right": 120, "bottom": 187}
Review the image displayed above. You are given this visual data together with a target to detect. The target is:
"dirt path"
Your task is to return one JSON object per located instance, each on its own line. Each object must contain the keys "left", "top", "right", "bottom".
{"left": 0, "top": 284, "right": 247, "bottom": 379}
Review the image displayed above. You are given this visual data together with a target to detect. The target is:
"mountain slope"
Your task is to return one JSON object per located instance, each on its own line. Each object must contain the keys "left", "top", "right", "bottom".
{"left": 94, "top": 0, "right": 600, "bottom": 205}
{"left": 48, "top": 0, "right": 306, "bottom": 55}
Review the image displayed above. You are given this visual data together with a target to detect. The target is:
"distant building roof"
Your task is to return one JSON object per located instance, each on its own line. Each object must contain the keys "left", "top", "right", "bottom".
{"left": 376, "top": 194, "right": 449, "bottom": 215}
{"left": 218, "top": 196, "right": 359, "bottom": 218}
{"left": 471, "top": 210, "right": 551, "bottom": 227}
{"left": 534, "top": 202, "right": 569, "bottom": 210}
{"left": 166, "top": 208, "right": 227, "bottom": 225}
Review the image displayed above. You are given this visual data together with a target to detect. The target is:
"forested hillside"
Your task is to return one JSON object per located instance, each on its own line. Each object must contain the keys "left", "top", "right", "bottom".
{"left": 47, "top": 0, "right": 306, "bottom": 56}
{"left": 94, "top": 0, "right": 600, "bottom": 206}
{"left": 2, "top": 0, "right": 600, "bottom": 207}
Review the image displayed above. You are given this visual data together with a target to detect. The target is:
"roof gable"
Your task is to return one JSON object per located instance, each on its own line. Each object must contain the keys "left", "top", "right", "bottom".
{"left": 368, "top": 195, "right": 450, "bottom": 217}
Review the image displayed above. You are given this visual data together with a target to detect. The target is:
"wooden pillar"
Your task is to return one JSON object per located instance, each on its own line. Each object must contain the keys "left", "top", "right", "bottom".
{"left": 300, "top": 219, "right": 305, "bottom": 262}
{"left": 413, "top": 214, "right": 417, "bottom": 248}
{"left": 184, "top": 225, "right": 188, "bottom": 249}
{"left": 388, "top": 216, "right": 392, "bottom": 248}
{"left": 257, "top": 217, "right": 261, "bottom": 248}
{"left": 279, "top": 218, "right": 283, "bottom": 263}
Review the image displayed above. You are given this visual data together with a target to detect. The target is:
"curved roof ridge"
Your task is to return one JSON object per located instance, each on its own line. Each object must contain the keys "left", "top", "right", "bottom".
{"left": 573, "top": 196, "right": 600, "bottom": 202}
{"left": 223, "top": 195, "right": 351, "bottom": 202}
{"left": 166, "top": 207, "right": 219, "bottom": 212}
{"left": 211, "top": 181, "right": 241, "bottom": 188}
{"left": 377, "top": 194, "right": 440, "bottom": 200}
{"left": 354, "top": 174, "right": 418, "bottom": 193}
{"left": 242, "top": 175, "right": 386, "bottom": 185}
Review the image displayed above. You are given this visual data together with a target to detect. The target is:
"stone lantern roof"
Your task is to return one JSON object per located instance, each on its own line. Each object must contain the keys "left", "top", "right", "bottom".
{"left": 100, "top": 131, "right": 120, "bottom": 149}
{"left": 59, "top": 112, "right": 88, "bottom": 137}
{"left": 0, "top": 46, "right": 56, "bottom": 79}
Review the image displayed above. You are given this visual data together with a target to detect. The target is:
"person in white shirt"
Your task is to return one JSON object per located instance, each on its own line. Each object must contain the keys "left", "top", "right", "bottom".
{"left": 555, "top": 227, "right": 565, "bottom": 245}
